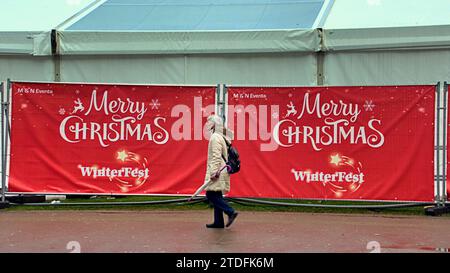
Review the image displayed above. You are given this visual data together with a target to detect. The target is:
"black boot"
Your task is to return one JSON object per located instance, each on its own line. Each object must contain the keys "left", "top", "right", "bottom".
{"left": 226, "top": 212, "right": 239, "bottom": 228}
{"left": 206, "top": 223, "right": 224, "bottom": 229}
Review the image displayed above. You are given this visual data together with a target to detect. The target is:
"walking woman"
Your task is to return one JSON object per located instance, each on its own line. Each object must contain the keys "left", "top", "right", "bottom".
{"left": 204, "top": 115, "right": 238, "bottom": 228}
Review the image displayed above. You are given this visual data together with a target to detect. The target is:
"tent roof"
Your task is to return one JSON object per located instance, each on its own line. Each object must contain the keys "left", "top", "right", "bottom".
{"left": 67, "top": 0, "right": 329, "bottom": 31}
{"left": 2, "top": 0, "right": 450, "bottom": 56}
{"left": 2, "top": 0, "right": 448, "bottom": 32}
{"left": 56, "top": 0, "right": 332, "bottom": 55}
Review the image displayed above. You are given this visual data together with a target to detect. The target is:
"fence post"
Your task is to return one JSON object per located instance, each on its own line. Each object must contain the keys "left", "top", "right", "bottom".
{"left": 0, "top": 79, "right": 10, "bottom": 208}
{"left": 1, "top": 81, "right": 4, "bottom": 203}
{"left": 426, "top": 82, "right": 450, "bottom": 215}
{"left": 443, "top": 81, "right": 448, "bottom": 204}
{"left": 222, "top": 84, "right": 228, "bottom": 124}
{"left": 216, "top": 84, "right": 226, "bottom": 123}
{"left": 435, "top": 82, "right": 441, "bottom": 205}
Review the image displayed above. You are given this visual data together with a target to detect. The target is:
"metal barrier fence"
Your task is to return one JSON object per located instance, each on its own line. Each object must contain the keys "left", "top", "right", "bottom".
{"left": 0, "top": 80, "right": 448, "bottom": 212}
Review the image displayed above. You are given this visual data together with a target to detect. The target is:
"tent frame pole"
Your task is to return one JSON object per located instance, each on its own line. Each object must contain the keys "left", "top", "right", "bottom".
{"left": 51, "top": 29, "right": 61, "bottom": 82}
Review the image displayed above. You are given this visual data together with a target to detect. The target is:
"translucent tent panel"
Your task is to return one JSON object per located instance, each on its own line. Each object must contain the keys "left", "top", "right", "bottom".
{"left": 324, "top": 0, "right": 450, "bottom": 29}
{"left": 67, "top": 0, "right": 326, "bottom": 30}
{"left": 60, "top": 53, "right": 317, "bottom": 85}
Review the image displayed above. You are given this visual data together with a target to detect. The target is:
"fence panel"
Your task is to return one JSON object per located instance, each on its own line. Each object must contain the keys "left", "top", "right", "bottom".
{"left": 227, "top": 85, "right": 435, "bottom": 202}
{"left": 9, "top": 82, "right": 215, "bottom": 195}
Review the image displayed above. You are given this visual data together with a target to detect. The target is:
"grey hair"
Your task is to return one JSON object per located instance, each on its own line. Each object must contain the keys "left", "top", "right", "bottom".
{"left": 207, "top": 114, "right": 234, "bottom": 141}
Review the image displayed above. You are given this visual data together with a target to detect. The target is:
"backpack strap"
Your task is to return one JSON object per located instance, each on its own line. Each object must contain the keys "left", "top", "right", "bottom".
{"left": 221, "top": 135, "right": 231, "bottom": 147}
{"left": 221, "top": 136, "right": 229, "bottom": 163}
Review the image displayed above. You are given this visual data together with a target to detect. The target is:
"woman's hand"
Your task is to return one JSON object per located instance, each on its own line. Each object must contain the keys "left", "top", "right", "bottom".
{"left": 210, "top": 171, "right": 220, "bottom": 181}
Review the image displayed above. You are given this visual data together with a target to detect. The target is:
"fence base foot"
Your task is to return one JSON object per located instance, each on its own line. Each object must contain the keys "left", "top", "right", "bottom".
{"left": 0, "top": 201, "right": 10, "bottom": 209}
{"left": 424, "top": 205, "right": 450, "bottom": 216}
{"left": 7, "top": 195, "right": 45, "bottom": 204}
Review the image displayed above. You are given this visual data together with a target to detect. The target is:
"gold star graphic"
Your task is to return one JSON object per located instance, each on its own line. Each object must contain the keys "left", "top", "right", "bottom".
{"left": 330, "top": 154, "right": 342, "bottom": 166}
{"left": 117, "top": 150, "right": 128, "bottom": 162}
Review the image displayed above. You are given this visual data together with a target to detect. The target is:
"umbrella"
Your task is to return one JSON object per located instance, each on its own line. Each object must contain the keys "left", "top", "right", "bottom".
{"left": 188, "top": 165, "right": 231, "bottom": 201}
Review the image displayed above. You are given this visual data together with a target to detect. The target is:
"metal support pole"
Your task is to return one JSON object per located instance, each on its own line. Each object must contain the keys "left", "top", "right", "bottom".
{"left": 1, "top": 81, "right": 4, "bottom": 203}
{"left": 5, "top": 80, "right": 10, "bottom": 140}
{"left": 0, "top": 79, "right": 9, "bottom": 208}
{"left": 316, "top": 28, "right": 325, "bottom": 86}
{"left": 444, "top": 81, "right": 448, "bottom": 204}
{"left": 215, "top": 84, "right": 220, "bottom": 117}
{"left": 51, "top": 29, "right": 61, "bottom": 82}
{"left": 0, "top": 79, "right": 11, "bottom": 209}
{"left": 222, "top": 84, "right": 228, "bottom": 124}
{"left": 216, "top": 84, "right": 226, "bottom": 122}
{"left": 316, "top": 52, "right": 325, "bottom": 86}
{"left": 425, "top": 82, "right": 450, "bottom": 214}
{"left": 5, "top": 79, "right": 10, "bottom": 191}
{"left": 435, "top": 82, "right": 441, "bottom": 205}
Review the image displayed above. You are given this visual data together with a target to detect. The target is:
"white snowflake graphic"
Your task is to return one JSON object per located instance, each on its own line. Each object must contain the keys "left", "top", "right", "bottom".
{"left": 363, "top": 100, "right": 375, "bottom": 111}
{"left": 150, "top": 99, "right": 161, "bottom": 110}
{"left": 58, "top": 108, "right": 66, "bottom": 115}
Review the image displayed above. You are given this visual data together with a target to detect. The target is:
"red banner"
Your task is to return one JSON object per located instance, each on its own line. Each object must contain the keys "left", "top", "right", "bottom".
{"left": 9, "top": 82, "right": 215, "bottom": 194}
{"left": 227, "top": 86, "right": 435, "bottom": 202}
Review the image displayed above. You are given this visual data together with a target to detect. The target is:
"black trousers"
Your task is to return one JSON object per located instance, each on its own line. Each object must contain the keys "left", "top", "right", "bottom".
{"left": 206, "top": 191, "right": 235, "bottom": 226}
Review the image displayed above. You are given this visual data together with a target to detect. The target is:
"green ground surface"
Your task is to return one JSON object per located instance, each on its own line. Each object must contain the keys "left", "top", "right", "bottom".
{"left": 3, "top": 195, "right": 445, "bottom": 216}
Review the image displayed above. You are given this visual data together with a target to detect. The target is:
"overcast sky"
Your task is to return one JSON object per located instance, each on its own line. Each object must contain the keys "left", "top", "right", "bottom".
{"left": 0, "top": 0, "right": 96, "bottom": 31}
{"left": 325, "top": 0, "right": 450, "bottom": 29}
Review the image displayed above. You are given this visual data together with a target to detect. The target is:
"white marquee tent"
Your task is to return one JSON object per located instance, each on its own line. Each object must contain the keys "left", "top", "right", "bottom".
{"left": 1, "top": 0, "right": 449, "bottom": 86}
{"left": 1, "top": 0, "right": 450, "bottom": 200}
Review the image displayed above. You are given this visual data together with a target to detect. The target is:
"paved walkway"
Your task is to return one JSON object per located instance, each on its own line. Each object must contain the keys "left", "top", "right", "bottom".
{"left": 0, "top": 210, "right": 449, "bottom": 253}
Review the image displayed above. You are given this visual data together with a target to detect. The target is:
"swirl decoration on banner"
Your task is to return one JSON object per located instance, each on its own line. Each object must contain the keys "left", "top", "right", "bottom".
{"left": 110, "top": 150, "right": 150, "bottom": 192}
{"left": 328, "top": 154, "right": 363, "bottom": 198}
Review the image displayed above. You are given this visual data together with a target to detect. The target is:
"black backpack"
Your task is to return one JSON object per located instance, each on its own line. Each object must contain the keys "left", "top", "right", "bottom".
{"left": 221, "top": 137, "right": 241, "bottom": 174}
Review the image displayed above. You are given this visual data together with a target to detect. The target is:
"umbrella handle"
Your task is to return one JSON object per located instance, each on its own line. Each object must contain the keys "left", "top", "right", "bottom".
{"left": 189, "top": 165, "right": 231, "bottom": 202}
{"left": 214, "top": 165, "right": 231, "bottom": 178}
{"left": 221, "top": 164, "right": 231, "bottom": 173}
